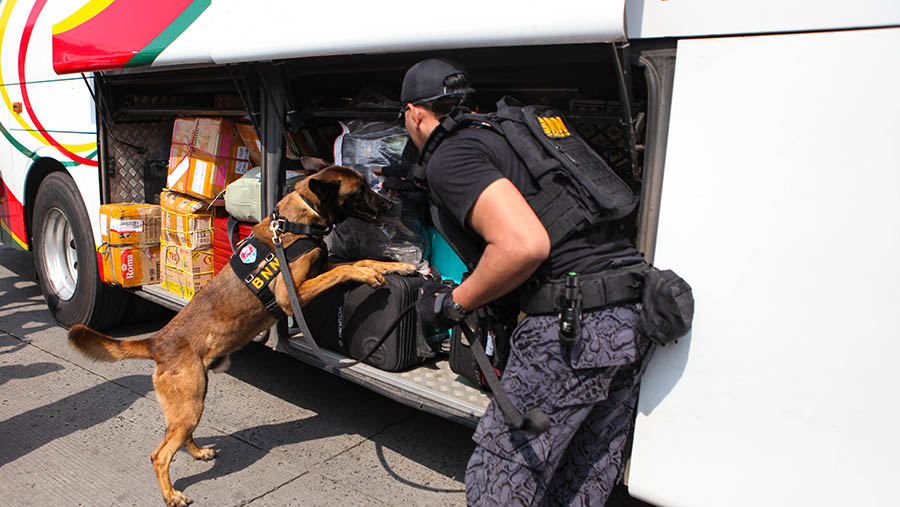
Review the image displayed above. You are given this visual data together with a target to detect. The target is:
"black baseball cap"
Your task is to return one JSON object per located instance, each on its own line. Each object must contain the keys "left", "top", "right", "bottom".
{"left": 400, "top": 58, "right": 475, "bottom": 105}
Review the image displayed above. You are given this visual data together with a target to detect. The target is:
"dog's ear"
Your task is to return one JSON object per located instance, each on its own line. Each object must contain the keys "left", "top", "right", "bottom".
{"left": 308, "top": 178, "right": 340, "bottom": 206}
{"left": 300, "top": 156, "right": 331, "bottom": 173}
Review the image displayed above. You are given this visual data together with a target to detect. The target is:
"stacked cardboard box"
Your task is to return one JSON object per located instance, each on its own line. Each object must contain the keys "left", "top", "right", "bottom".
{"left": 167, "top": 117, "right": 251, "bottom": 201}
{"left": 160, "top": 190, "right": 213, "bottom": 249}
{"left": 159, "top": 190, "right": 214, "bottom": 299}
{"left": 98, "top": 203, "right": 161, "bottom": 288}
{"left": 159, "top": 117, "right": 266, "bottom": 299}
{"left": 234, "top": 122, "right": 262, "bottom": 166}
{"left": 160, "top": 116, "right": 253, "bottom": 300}
{"left": 160, "top": 244, "right": 215, "bottom": 300}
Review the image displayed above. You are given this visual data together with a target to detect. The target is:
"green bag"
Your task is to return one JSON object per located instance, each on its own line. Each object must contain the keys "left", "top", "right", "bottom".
{"left": 224, "top": 167, "right": 305, "bottom": 222}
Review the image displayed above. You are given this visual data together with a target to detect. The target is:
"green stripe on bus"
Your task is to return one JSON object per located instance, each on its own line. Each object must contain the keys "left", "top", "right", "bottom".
{"left": 125, "top": 0, "right": 211, "bottom": 68}
{"left": 0, "top": 119, "right": 38, "bottom": 159}
{"left": 62, "top": 149, "right": 98, "bottom": 167}
{"left": 0, "top": 119, "right": 98, "bottom": 166}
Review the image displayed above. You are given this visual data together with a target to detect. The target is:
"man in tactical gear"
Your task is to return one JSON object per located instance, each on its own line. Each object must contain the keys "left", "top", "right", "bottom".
{"left": 401, "top": 58, "right": 654, "bottom": 506}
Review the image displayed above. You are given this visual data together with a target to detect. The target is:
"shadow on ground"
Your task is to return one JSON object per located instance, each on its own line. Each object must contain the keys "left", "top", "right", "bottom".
{"left": 0, "top": 374, "right": 153, "bottom": 466}
{"left": 175, "top": 342, "right": 474, "bottom": 494}
{"left": 0, "top": 246, "right": 651, "bottom": 504}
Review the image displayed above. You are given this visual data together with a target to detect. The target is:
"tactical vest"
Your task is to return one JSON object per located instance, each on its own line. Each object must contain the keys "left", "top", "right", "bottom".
{"left": 415, "top": 96, "right": 637, "bottom": 249}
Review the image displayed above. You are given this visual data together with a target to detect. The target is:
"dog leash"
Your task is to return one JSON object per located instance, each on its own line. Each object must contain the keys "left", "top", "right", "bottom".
{"left": 270, "top": 214, "right": 417, "bottom": 370}
{"left": 456, "top": 315, "right": 550, "bottom": 435}
{"left": 272, "top": 216, "right": 549, "bottom": 433}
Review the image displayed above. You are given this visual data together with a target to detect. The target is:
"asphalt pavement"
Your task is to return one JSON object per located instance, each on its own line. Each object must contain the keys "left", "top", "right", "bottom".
{"left": 0, "top": 246, "right": 474, "bottom": 506}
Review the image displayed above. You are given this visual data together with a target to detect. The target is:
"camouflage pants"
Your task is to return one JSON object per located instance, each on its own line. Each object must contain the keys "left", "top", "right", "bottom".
{"left": 466, "top": 304, "right": 652, "bottom": 507}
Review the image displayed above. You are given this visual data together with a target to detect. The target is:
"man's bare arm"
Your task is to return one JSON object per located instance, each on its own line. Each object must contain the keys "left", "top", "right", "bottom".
{"left": 451, "top": 178, "right": 550, "bottom": 310}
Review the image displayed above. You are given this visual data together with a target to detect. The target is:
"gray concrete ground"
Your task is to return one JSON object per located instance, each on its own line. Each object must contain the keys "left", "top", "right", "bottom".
{"left": 0, "top": 246, "right": 474, "bottom": 506}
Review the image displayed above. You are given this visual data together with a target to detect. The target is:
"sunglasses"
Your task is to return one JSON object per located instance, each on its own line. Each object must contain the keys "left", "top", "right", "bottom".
{"left": 397, "top": 101, "right": 424, "bottom": 124}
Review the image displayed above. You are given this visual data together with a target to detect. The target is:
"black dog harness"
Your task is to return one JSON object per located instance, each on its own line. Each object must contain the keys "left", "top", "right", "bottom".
{"left": 229, "top": 210, "right": 331, "bottom": 319}
{"left": 230, "top": 235, "right": 321, "bottom": 318}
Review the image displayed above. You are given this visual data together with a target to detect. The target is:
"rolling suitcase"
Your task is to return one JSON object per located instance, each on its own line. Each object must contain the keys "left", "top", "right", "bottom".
{"left": 304, "top": 273, "right": 437, "bottom": 372}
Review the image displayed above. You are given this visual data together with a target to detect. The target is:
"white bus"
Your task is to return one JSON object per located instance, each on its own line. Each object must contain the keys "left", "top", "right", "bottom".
{"left": 2, "top": 1, "right": 898, "bottom": 505}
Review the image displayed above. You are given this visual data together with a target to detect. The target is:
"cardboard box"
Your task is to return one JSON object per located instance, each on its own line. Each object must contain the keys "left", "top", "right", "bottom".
{"left": 99, "top": 244, "right": 160, "bottom": 288}
{"left": 234, "top": 123, "right": 262, "bottom": 166}
{"left": 99, "top": 203, "right": 160, "bottom": 246}
{"left": 160, "top": 241, "right": 215, "bottom": 300}
{"left": 160, "top": 190, "right": 213, "bottom": 250}
{"left": 167, "top": 117, "right": 251, "bottom": 200}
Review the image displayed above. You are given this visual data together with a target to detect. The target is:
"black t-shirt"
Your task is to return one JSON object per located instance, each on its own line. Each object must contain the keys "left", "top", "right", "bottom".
{"left": 425, "top": 126, "right": 641, "bottom": 280}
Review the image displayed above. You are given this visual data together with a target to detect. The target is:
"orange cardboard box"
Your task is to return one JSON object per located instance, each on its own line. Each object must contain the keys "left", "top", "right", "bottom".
{"left": 167, "top": 117, "right": 252, "bottom": 200}
{"left": 99, "top": 203, "right": 160, "bottom": 246}
{"left": 100, "top": 244, "right": 160, "bottom": 288}
{"left": 160, "top": 241, "right": 214, "bottom": 300}
{"left": 160, "top": 190, "right": 213, "bottom": 249}
{"left": 234, "top": 123, "right": 262, "bottom": 166}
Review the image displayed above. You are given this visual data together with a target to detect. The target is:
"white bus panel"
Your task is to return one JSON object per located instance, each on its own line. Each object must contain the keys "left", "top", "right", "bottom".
{"left": 629, "top": 27, "right": 900, "bottom": 507}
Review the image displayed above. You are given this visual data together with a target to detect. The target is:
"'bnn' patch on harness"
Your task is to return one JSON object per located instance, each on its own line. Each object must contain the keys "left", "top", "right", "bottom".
{"left": 229, "top": 234, "right": 322, "bottom": 318}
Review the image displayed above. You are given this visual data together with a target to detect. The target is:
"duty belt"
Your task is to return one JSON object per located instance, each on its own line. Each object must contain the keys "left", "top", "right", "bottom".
{"left": 520, "top": 263, "right": 647, "bottom": 315}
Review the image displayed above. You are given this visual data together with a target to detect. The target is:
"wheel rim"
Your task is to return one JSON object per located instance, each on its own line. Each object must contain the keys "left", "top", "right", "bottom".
{"left": 41, "top": 207, "right": 78, "bottom": 301}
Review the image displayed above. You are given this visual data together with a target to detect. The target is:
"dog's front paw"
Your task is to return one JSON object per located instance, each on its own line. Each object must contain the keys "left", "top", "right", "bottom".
{"left": 359, "top": 267, "right": 387, "bottom": 287}
{"left": 355, "top": 260, "right": 417, "bottom": 276}
{"left": 166, "top": 491, "right": 191, "bottom": 507}
{"left": 385, "top": 262, "right": 417, "bottom": 275}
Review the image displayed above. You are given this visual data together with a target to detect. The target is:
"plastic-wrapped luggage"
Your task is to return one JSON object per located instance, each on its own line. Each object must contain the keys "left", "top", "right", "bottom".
{"left": 329, "top": 120, "right": 427, "bottom": 266}
{"left": 333, "top": 120, "right": 408, "bottom": 190}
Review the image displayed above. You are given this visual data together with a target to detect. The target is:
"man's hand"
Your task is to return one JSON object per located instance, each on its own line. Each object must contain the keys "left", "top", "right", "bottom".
{"left": 416, "top": 280, "right": 468, "bottom": 329}
{"left": 378, "top": 152, "right": 422, "bottom": 192}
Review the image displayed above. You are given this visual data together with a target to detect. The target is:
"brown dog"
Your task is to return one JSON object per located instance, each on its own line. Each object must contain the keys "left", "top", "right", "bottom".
{"left": 68, "top": 163, "right": 416, "bottom": 506}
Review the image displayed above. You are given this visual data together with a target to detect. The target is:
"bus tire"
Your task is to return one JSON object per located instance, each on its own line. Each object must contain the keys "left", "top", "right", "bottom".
{"left": 32, "top": 171, "right": 127, "bottom": 329}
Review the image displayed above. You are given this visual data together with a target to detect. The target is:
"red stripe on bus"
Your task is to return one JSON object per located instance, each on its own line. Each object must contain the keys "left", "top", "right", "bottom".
{"left": 20, "top": 0, "right": 98, "bottom": 167}
{"left": 51, "top": 0, "right": 194, "bottom": 74}
{"left": 1, "top": 175, "right": 28, "bottom": 247}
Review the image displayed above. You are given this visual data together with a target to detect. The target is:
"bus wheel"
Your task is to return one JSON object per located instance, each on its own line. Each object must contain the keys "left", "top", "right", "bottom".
{"left": 32, "top": 171, "right": 127, "bottom": 329}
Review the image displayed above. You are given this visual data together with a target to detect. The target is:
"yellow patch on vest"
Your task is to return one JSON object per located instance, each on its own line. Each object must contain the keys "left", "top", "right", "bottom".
{"left": 538, "top": 116, "right": 571, "bottom": 138}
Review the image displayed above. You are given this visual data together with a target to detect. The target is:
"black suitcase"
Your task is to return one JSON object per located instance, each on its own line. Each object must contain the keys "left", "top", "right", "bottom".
{"left": 304, "top": 273, "right": 436, "bottom": 372}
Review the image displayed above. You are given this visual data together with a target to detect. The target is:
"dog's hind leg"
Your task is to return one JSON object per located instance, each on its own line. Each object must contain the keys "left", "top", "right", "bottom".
{"left": 150, "top": 362, "right": 208, "bottom": 507}
{"left": 184, "top": 437, "right": 217, "bottom": 461}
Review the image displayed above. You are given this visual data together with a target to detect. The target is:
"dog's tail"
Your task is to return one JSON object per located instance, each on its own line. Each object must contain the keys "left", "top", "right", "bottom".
{"left": 68, "top": 324, "right": 153, "bottom": 362}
